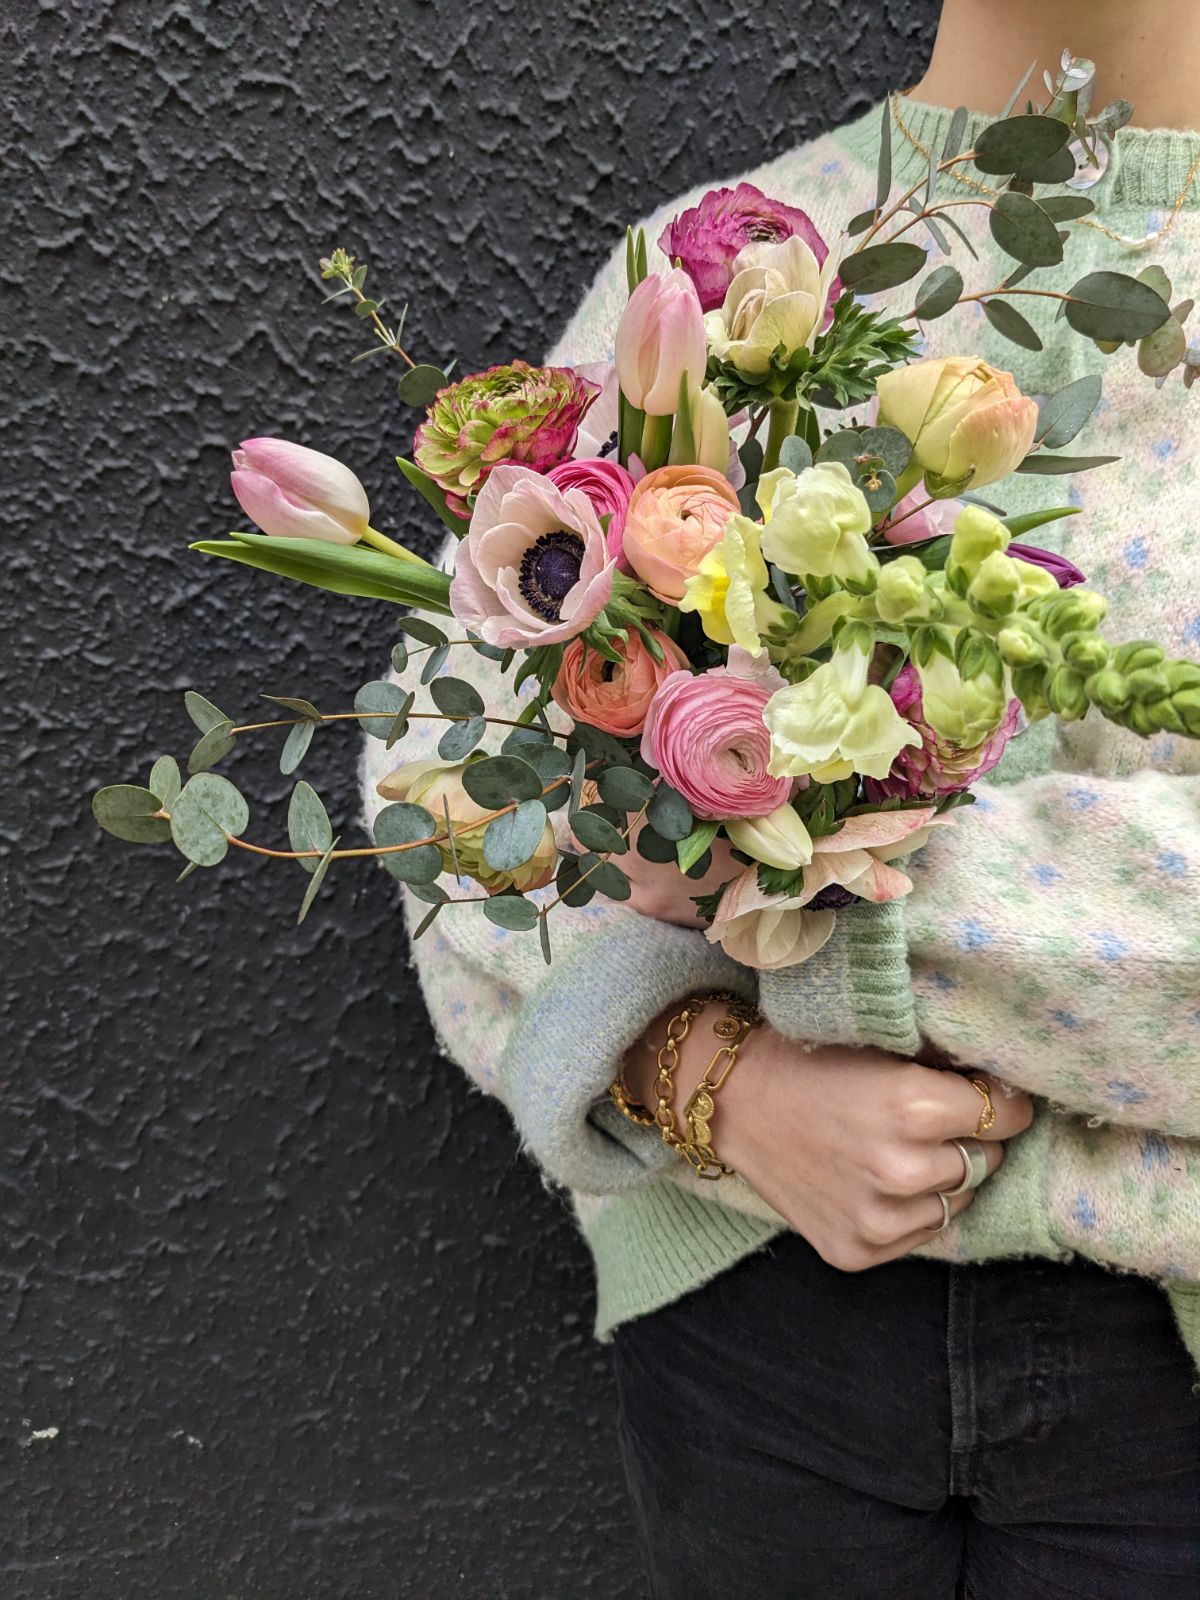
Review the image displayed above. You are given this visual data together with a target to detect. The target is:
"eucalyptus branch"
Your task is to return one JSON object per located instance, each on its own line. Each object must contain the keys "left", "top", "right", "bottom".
{"left": 228, "top": 710, "right": 546, "bottom": 738}
{"left": 852, "top": 149, "right": 981, "bottom": 253}
{"left": 318, "top": 247, "right": 417, "bottom": 368}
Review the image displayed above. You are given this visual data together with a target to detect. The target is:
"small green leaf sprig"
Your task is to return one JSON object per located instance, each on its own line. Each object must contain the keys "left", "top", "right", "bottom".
{"left": 318, "top": 246, "right": 452, "bottom": 409}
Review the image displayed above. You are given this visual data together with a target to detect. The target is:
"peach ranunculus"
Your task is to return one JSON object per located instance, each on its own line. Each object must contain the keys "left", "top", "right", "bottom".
{"left": 876, "top": 357, "right": 1038, "bottom": 490}
{"left": 550, "top": 626, "right": 688, "bottom": 738}
{"left": 621, "top": 463, "right": 741, "bottom": 602}
{"left": 705, "top": 807, "right": 953, "bottom": 970}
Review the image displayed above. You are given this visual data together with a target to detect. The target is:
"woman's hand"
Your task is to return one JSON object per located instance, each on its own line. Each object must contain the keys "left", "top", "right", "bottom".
{"left": 623, "top": 1016, "right": 1033, "bottom": 1272}
{"left": 603, "top": 816, "right": 740, "bottom": 927}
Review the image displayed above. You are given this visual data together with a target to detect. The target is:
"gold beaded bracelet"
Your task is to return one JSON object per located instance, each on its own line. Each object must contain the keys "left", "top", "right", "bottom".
{"left": 609, "top": 993, "right": 762, "bottom": 1181}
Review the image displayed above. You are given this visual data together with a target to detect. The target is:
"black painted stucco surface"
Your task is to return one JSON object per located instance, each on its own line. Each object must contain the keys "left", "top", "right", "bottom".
{"left": 2, "top": 3, "right": 936, "bottom": 1595}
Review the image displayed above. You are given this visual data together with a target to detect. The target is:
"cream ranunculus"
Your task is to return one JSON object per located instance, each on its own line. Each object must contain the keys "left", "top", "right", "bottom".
{"left": 763, "top": 638, "right": 922, "bottom": 781}
{"left": 724, "top": 802, "right": 814, "bottom": 870}
{"left": 876, "top": 357, "right": 1038, "bottom": 489}
{"left": 704, "top": 867, "right": 836, "bottom": 970}
{"left": 703, "top": 235, "right": 840, "bottom": 377}
{"left": 756, "top": 461, "right": 879, "bottom": 588}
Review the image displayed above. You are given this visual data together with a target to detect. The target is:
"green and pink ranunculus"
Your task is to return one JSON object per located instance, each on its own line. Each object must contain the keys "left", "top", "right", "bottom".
{"left": 414, "top": 360, "right": 599, "bottom": 517}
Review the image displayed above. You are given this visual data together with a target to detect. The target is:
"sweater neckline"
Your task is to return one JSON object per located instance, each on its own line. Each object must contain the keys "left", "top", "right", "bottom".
{"left": 837, "top": 97, "right": 1200, "bottom": 213}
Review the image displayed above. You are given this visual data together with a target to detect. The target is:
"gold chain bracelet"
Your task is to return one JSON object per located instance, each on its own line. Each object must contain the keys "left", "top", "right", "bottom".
{"left": 609, "top": 992, "right": 762, "bottom": 1181}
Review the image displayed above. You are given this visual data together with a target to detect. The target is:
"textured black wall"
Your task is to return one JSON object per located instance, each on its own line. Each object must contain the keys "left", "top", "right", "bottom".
{"left": 3, "top": 3, "right": 936, "bottom": 1595}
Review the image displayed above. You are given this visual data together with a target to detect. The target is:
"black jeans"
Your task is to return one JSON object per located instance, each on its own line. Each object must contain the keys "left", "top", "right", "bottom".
{"left": 613, "top": 1233, "right": 1200, "bottom": 1599}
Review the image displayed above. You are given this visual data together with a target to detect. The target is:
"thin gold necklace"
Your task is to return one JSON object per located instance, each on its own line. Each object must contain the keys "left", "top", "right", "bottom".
{"left": 890, "top": 91, "right": 1200, "bottom": 251}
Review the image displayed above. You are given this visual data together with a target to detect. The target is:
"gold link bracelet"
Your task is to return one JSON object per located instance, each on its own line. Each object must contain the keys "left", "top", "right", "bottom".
{"left": 609, "top": 992, "right": 762, "bottom": 1180}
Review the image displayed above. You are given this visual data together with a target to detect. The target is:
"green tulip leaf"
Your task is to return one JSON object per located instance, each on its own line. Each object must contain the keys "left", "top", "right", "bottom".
{"left": 395, "top": 456, "right": 470, "bottom": 538}
{"left": 677, "top": 820, "right": 719, "bottom": 875}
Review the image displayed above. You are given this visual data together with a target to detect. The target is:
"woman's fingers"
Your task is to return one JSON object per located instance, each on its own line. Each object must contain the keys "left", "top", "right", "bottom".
{"left": 920, "top": 1135, "right": 1004, "bottom": 1197}
{"left": 894, "top": 1065, "right": 1033, "bottom": 1144}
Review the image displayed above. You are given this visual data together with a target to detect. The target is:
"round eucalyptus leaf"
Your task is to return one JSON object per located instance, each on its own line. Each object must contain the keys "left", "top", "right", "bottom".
{"left": 170, "top": 774, "right": 249, "bottom": 867}
{"left": 778, "top": 435, "right": 813, "bottom": 475}
{"left": 148, "top": 756, "right": 182, "bottom": 808}
{"left": 973, "top": 115, "right": 1071, "bottom": 175}
{"left": 555, "top": 857, "right": 596, "bottom": 908}
{"left": 577, "top": 854, "right": 631, "bottom": 901}
{"left": 857, "top": 426, "right": 912, "bottom": 478}
{"left": 1063, "top": 272, "right": 1171, "bottom": 342}
{"left": 438, "top": 715, "right": 486, "bottom": 761}
{"left": 280, "top": 719, "right": 314, "bottom": 776}
{"left": 483, "top": 799, "right": 548, "bottom": 872}
{"left": 684, "top": 849, "right": 714, "bottom": 880}
{"left": 514, "top": 741, "right": 572, "bottom": 810}
{"left": 989, "top": 191, "right": 1063, "bottom": 267}
{"left": 837, "top": 241, "right": 927, "bottom": 295}
{"left": 355, "top": 679, "right": 410, "bottom": 737}
{"left": 483, "top": 895, "right": 540, "bottom": 932}
{"left": 597, "top": 766, "right": 655, "bottom": 812}
{"left": 390, "top": 641, "right": 409, "bottom": 674}
{"left": 184, "top": 689, "right": 229, "bottom": 734}
{"left": 430, "top": 676, "right": 484, "bottom": 717}
{"left": 636, "top": 825, "right": 677, "bottom": 864}
{"left": 375, "top": 801, "right": 443, "bottom": 884}
{"left": 856, "top": 467, "right": 897, "bottom": 518}
{"left": 461, "top": 754, "right": 543, "bottom": 808}
{"left": 187, "top": 721, "right": 235, "bottom": 775}
{"left": 981, "top": 297, "right": 1044, "bottom": 352}
{"left": 1137, "top": 316, "right": 1188, "bottom": 378}
{"left": 1019, "top": 142, "right": 1077, "bottom": 185}
{"left": 93, "top": 784, "right": 172, "bottom": 845}
{"left": 396, "top": 364, "right": 449, "bottom": 408}
{"left": 569, "top": 720, "right": 633, "bottom": 767}
{"left": 288, "top": 780, "right": 333, "bottom": 874}
{"left": 914, "top": 264, "right": 964, "bottom": 320}
{"left": 815, "top": 429, "right": 862, "bottom": 467}
{"left": 1038, "top": 195, "right": 1095, "bottom": 223}
{"left": 406, "top": 880, "right": 450, "bottom": 905}
{"left": 395, "top": 616, "right": 448, "bottom": 648}
{"left": 646, "top": 784, "right": 694, "bottom": 842}
{"left": 569, "top": 807, "right": 629, "bottom": 855}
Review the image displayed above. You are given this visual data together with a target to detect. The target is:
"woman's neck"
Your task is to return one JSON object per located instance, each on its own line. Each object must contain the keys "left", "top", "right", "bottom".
{"left": 912, "top": 0, "right": 1200, "bottom": 132}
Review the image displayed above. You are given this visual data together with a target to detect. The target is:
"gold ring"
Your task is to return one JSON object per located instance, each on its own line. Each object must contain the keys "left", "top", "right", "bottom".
{"left": 969, "top": 1077, "right": 996, "bottom": 1136}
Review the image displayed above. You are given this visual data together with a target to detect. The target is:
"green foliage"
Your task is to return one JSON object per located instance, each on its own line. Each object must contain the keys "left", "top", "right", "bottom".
{"left": 188, "top": 721, "right": 236, "bottom": 775}
{"left": 297, "top": 839, "right": 338, "bottom": 924}
{"left": 461, "top": 754, "right": 543, "bottom": 808}
{"left": 483, "top": 799, "right": 548, "bottom": 872}
{"left": 973, "top": 115, "right": 1071, "bottom": 175}
{"left": 483, "top": 895, "right": 540, "bottom": 932}
{"left": 93, "top": 784, "right": 172, "bottom": 845}
{"left": 396, "top": 364, "right": 448, "bottom": 408}
{"left": 148, "top": 757, "right": 182, "bottom": 808}
{"left": 569, "top": 806, "right": 629, "bottom": 855}
{"left": 1063, "top": 272, "right": 1171, "bottom": 342}
{"left": 170, "top": 774, "right": 249, "bottom": 867}
{"left": 395, "top": 456, "right": 469, "bottom": 537}
{"left": 981, "top": 297, "right": 1043, "bottom": 352}
{"left": 262, "top": 693, "right": 322, "bottom": 721}
{"left": 838, "top": 242, "right": 927, "bottom": 295}
{"left": 914, "top": 265, "right": 963, "bottom": 320}
{"left": 288, "top": 781, "right": 333, "bottom": 874}
{"left": 1034, "top": 375, "right": 1103, "bottom": 448}
{"left": 646, "top": 783, "right": 693, "bottom": 842}
{"left": 194, "top": 531, "right": 454, "bottom": 611}
{"left": 280, "top": 720, "right": 314, "bottom": 775}
{"left": 355, "top": 680, "right": 410, "bottom": 737}
{"left": 597, "top": 766, "right": 654, "bottom": 811}
{"left": 374, "top": 801, "right": 443, "bottom": 884}
{"left": 989, "top": 192, "right": 1063, "bottom": 268}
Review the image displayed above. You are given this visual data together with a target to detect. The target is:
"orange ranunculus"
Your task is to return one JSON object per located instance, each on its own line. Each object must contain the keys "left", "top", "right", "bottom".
{"left": 550, "top": 626, "right": 688, "bottom": 738}
{"left": 620, "top": 463, "right": 740, "bottom": 602}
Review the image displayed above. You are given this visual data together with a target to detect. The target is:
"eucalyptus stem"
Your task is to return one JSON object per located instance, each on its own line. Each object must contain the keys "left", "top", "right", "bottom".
{"left": 228, "top": 709, "right": 553, "bottom": 737}
{"left": 761, "top": 398, "right": 800, "bottom": 474}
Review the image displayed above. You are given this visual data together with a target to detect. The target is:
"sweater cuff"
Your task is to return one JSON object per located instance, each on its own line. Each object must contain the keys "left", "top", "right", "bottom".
{"left": 757, "top": 899, "right": 920, "bottom": 1057}
{"left": 497, "top": 914, "right": 757, "bottom": 1195}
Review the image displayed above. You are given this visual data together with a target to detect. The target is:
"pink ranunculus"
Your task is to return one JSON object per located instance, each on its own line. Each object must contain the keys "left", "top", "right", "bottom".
{"left": 880, "top": 488, "right": 964, "bottom": 545}
{"left": 621, "top": 463, "right": 741, "bottom": 601}
{"left": 865, "top": 665, "right": 1020, "bottom": 802}
{"left": 551, "top": 626, "right": 688, "bottom": 738}
{"left": 448, "top": 464, "right": 615, "bottom": 648}
{"left": 547, "top": 457, "right": 636, "bottom": 572}
{"left": 615, "top": 269, "right": 707, "bottom": 416}
{"left": 231, "top": 437, "right": 370, "bottom": 544}
{"left": 641, "top": 661, "right": 792, "bottom": 821}
{"left": 658, "top": 183, "right": 837, "bottom": 315}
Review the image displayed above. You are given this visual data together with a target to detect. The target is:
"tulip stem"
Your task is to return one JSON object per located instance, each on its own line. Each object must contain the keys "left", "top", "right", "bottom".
{"left": 361, "top": 525, "right": 432, "bottom": 564}
{"left": 761, "top": 399, "right": 800, "bottom": 475}
{"left": 639, "top": 412, "right": 674, "bottom": 474}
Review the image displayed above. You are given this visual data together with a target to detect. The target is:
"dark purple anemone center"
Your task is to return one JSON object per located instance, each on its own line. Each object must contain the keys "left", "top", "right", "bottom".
{"left": 806, "top": 885, "right": 861, "bottom": 912}
{"left": 519, "top": 529, "right": 585, "bottom": 621}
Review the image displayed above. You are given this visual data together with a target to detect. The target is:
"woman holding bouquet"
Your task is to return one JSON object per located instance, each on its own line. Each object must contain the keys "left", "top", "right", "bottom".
{"left": 359, "top": 2, "right": 1200, "bottom": 1593}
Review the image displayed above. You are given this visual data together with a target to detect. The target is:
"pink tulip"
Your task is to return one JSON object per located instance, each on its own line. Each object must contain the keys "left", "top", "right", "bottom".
{"left": 615, "top": 270, "right": 707, "bottom": 416}
{"left": 231, "top": 437, "right": 370, "bottom": 545}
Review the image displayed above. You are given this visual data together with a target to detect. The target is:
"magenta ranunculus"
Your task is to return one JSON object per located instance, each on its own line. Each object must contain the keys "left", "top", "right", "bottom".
{"left": 449, "top": 464, "right": 615, "bottom": 648}
{"left": 1008, "top": 542, "right": 1087, "bottom": 588}
{"left": 658, "top": 182, "right": 835, "bottom": 314}
{"left": 865, "top": 665, "right": 1020, "bottom": 802}
{"left": 641, "top": 656, "right": 792, "bottom": 821}
{"left": 547, "top": 457, "right": 636, "bottom": 573}
{"left": 413, "top": 360, "right": 599, "bottom": 516}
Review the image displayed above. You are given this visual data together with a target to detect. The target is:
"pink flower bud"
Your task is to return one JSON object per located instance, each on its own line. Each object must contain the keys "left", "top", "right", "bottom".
{"left": 615, "top": 270, "right": 707, "bottom": 416}
{"left": 231, "top": 438, "right": 370, "bottom": 545}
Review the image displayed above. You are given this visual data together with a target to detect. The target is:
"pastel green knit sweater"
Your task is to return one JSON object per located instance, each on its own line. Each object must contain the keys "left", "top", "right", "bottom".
{"left": 363, "top": 101, "right": 1200, "bottom": 1364}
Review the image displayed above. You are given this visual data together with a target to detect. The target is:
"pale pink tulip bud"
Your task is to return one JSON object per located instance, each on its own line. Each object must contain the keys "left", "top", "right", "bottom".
{"left": 230, "top": 438, "right": 370, "bottom": 545}
{"left": 615, "top": 270, "right": 707, "bottom": 416}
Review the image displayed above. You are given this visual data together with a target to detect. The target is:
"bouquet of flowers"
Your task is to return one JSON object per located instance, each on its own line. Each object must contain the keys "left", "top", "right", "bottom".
{"left": 93, "top": 56, "right": 1200, "bottom": 970}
